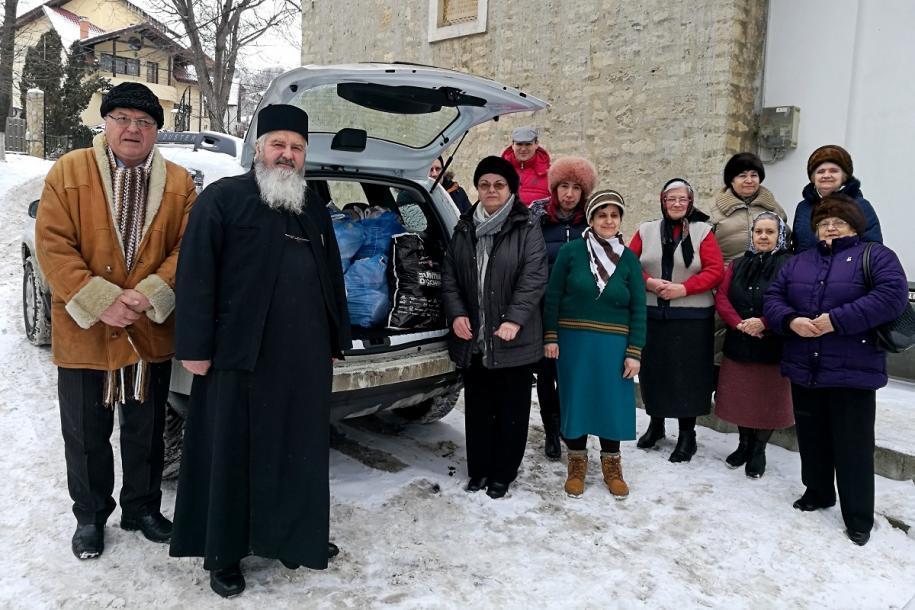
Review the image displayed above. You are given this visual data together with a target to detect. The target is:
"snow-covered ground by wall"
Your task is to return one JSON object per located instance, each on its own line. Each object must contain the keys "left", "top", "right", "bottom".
{"left": 1, "top": 153, "right": 913, "bottom": 609}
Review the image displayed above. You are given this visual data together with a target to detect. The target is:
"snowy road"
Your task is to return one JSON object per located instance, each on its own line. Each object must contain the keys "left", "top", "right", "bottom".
{"left": 1, "top": 155, "right": 914, "bottom": 609}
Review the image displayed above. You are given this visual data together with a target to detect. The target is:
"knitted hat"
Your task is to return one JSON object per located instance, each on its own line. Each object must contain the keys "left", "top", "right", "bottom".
{"left": 257, "top": 104, "right": 309, "bottom": 142}
{"left": 811, "top": 193, "right": 866, "bottom": 235}
{"left": 585, "top": 189, "right": 625, "bottom": 221}
{"left": 723, "top": 152, "right": 765, "bottom": 186}
{"left": 100, "top": 82, "right": 164, "bottom": 128}
{"left": 807, "top": 145, "right": 853, "bottom": 179}
{"left": 548, "top": 156, "right": 597, "bottom": 198}
{"left": 473, "top": 155, "right": 520, "bottom": 194}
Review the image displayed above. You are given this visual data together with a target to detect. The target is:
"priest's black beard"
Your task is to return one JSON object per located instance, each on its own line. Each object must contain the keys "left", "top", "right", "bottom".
{"left": 254, "top": 158, "right": 306, "bottom": 213}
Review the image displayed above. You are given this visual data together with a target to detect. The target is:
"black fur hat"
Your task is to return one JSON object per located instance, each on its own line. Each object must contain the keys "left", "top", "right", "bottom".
{"left": 723, "top": 152, "right": 765, "bottom": 186}
{"left": 100, "top": 82, "right": 164, "bottom": 128}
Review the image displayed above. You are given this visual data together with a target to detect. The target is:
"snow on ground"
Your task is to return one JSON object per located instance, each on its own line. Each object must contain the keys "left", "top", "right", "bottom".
{"left": 1, "top": 156, "right": 914, "bottom": 609}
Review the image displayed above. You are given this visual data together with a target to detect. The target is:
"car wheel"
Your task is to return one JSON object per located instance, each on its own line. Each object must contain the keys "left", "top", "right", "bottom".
{"left": 162, "top": 400, "right": 186, "bottom": 481}
{"left": 393, "top": 385, "right": 461, "bottom": 424}
{"left": 22, "top": 256, "right": 51, "bottom": 346}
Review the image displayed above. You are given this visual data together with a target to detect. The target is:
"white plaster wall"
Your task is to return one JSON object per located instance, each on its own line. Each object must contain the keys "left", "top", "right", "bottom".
{"left": 762, "top": 0, "right": 915, "bottom": 277}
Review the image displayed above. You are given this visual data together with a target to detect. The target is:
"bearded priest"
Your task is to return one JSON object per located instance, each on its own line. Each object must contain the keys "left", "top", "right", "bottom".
{"left": 169, "top": 104, "right": 351, "bottom": 598}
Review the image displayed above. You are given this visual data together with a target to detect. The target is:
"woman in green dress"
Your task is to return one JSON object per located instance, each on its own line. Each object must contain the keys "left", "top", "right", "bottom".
{"left": 543, "top": 190, "right": 647, "bottom": 499}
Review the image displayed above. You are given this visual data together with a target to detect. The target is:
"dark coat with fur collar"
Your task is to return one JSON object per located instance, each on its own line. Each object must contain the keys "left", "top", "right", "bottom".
{"left": 175, "top": 171, "right": 350, "bottom": 369}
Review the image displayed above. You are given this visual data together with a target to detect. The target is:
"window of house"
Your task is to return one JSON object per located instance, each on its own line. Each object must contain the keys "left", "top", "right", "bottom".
{"left": 427, "top": 0, "right": 487, "bottom": 42}
{"left": 147, "top": 61, "right": 159, "bottom": 84}
{"left": 100, "top": 53, "right": 140, "bottom": 77}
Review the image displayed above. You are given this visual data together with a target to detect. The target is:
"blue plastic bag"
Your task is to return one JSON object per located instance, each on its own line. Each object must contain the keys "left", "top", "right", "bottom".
{"left": 356, "top": 211, "right": 404, "bottom": 259}
{"left": 345, "top": 255, "right": 390, "bottom": 327}
{"left": 332, "top": 214, "right": 365, "bottom": 272}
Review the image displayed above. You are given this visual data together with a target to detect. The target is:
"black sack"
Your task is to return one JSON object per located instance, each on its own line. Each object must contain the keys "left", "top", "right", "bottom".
{"left": 863, "top": 243, "right": 915, "bottom": 353}
{"left": 387, "top": 233, "right": 444, "bottom": 330}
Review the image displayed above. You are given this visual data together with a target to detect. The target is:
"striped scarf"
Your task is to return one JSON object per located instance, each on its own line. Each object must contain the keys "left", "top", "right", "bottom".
{"left": 103, "top": 146, "right": 153, "bottom": 406}
{"left": 106, "top": 146, "right": 153, "bottom": 271}
{"left": 583, "top": 227, "right": 625, "bottom": 297}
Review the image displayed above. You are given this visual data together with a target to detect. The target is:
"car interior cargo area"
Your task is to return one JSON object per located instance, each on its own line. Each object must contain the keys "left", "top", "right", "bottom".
{"left": 307, "top": 176, "right": 449, "bottom": 346}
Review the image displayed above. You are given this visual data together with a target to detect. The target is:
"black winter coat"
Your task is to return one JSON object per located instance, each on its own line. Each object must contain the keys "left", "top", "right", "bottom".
{"left": 175, "top": 171, "right": 351, "bottom": 369}
{"left": 442, "top": 200, "right": 548, "bottom": 369}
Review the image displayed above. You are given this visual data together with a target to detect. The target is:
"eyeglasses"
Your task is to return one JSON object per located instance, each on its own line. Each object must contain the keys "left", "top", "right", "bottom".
{"left": 816, "top": 219, "right": 850, "bottom": 230}
{"left": 107, "top": 115, "right": 157, "bottom": 130}
{"left": 478, "top": 181, "right": 508, "bottom": 192}
{"left": 664, "top": 196, "right": 690, "bottom": 205}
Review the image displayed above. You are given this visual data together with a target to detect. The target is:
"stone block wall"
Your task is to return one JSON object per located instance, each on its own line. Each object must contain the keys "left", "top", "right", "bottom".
{"left": 301, "top": 0, "right": 768, "bottom": 226}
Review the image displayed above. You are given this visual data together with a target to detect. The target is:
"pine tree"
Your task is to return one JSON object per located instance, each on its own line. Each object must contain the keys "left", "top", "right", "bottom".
{"left": 18, "top": 29, "right": 63, "bottom": 119}
{"left": 19, "top": 30, "right": 109, "bottom": 152}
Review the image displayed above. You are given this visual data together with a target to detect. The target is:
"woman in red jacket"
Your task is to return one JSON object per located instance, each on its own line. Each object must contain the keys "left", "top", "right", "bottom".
{"left": 629, "top": 178, "right": 724, "bottom": 462}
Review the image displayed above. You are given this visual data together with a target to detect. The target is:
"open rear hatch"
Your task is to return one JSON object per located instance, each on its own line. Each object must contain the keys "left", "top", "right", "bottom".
{"left": 242, "top": 63, "right": 547, "bottom": 176}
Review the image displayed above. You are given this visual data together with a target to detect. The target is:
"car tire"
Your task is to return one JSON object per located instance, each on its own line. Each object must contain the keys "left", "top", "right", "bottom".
{"left": 23, "top": 256, "right": 51, "bottom": 346}
{"left": 393, "top": 385, "right": 461, "bottom": 424}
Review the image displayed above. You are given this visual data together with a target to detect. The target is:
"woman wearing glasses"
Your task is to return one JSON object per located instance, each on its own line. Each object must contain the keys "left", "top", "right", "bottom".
{"left": 628, "top": 179, "right": 724, "bottom": 462}
{"left": 442, "top": 156, "right": 548, "bottom": 499}
{"left": 764, "top": 194, "right": 907, "bottom": 546}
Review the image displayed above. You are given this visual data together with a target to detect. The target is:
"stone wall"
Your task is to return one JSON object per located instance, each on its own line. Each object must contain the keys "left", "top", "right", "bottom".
{"left": 301, "top": 1, "right": 768, "bottom": 227}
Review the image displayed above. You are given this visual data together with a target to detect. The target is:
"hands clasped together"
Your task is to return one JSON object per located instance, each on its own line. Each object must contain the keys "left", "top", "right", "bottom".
{"left": 98, "top": 289, "right": 151, "bottom": 328}
{"left": 789, "top": 313, "right": 835, "bottom": 338}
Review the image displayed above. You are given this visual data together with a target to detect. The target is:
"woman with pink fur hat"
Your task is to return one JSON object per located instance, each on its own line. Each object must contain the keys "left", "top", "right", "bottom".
{"left": 529, "top": 156, "right": 597, "bottom": 460}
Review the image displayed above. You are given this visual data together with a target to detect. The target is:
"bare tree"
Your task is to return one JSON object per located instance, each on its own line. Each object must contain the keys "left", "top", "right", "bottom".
{"left": 0, "top": 0, "right": 18, "bottom": 160}
{"left": 156, "top": 0, "right": 299, "bottom": 133}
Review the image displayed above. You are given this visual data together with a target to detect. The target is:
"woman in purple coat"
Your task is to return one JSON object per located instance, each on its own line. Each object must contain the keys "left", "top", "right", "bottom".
{"left": 764, "top": 194, "right": 908, "bottom": 546}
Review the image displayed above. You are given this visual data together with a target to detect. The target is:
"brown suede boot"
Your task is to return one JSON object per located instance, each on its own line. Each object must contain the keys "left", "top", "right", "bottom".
{"left": 600, "top": 452, "right": 629, "bottom": 499}
{"left": 564, "top": 451, "right": 588, "bottom": 497}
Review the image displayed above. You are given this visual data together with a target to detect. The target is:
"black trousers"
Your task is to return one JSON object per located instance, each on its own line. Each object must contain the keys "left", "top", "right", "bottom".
{"left": 535, "top": 357, "right": 560, "bottom": 426}
{"left": 462, "top": 356, "right": 533, "bottom": 484}
{"left": 58, "top": 363, "right": 171, "bottom": 525}
{"left": 791, "top": 384, "right": 876, "bottom": 533}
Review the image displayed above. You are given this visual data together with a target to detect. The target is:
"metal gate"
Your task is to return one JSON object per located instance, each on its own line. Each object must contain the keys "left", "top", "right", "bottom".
{"left": 4, "top": 117, "right": 26, "bottom": 153}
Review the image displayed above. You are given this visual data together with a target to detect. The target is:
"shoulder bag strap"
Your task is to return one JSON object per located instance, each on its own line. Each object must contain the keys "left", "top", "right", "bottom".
{"left": 862, "top": 242, "right": 874, "bottom": 289}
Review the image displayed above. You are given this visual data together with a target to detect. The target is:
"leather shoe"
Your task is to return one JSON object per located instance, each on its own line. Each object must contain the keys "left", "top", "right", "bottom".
{"left": 485, "top": 481, "right": 509, "bottom": 499}
{"left": 792, "top": 493, "right": 836, "bottom": 512}
{"left": 210, "top": 564, "right": 245, "bottom": 598}
{"left": 465, "top": 477, "right": 487, "bottom": 493}
{"left": 120, "top": 511, "right": 173, "bottom": 543}
{"left": 281, "top": 542, "right": 340, "bottom": 569}
{"left": 846, "top": 529, "right": 870, "bottom": 546}
{"left": 72, "top": 523, "right": 104, "bottom": 560}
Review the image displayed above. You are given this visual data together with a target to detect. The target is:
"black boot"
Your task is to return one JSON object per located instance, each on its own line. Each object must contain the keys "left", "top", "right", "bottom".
{"left": 669, "top": 429, "right": 697, "bottom": 463}
{"left": 725, "top": 427, "right": 753, "bottom": 469}
{"left": 637, "top": 417, "right": 666, "bottom": 449}
{"left": 745, "top": 430, "right": 771, "bottom": 479}
{"left": 544, "top": 413, "right": 561, "bottom": 460}
{"left": 210, "top": 564, "right": 245, "bottom": 598}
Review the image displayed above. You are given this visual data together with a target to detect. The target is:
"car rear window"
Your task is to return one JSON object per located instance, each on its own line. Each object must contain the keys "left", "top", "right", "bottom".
{"left": 290, "top": 84, "right": 459, "bottom": 149}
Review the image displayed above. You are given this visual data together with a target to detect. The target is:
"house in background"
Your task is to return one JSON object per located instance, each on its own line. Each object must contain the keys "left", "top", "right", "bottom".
{"left": 13, "top": 0, "right": 240, "bottom": 132}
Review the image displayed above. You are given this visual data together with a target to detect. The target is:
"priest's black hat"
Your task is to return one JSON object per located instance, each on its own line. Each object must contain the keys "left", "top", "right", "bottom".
{"left": 256, "top": 104, "right": 309, "bottom": 142}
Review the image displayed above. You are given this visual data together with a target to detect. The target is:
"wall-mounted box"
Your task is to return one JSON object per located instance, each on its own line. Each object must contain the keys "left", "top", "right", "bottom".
{"left": 759, "top": 106, "right": 800, "bottom": 150}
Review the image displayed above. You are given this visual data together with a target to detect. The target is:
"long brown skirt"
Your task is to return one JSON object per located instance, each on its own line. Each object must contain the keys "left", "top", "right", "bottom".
{"left": 715, "top": 356, "right": 793, "bottom": 429}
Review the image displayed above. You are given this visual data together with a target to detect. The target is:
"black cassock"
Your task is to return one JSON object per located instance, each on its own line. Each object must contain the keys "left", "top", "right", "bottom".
{"left": 170, "top": 172, "right": 349, "bottom": 571}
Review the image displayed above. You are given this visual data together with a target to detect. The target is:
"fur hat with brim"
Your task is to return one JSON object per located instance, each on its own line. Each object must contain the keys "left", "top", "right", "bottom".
{"left": 807, "top": 145, "right": 853, "bottom": 179}
{"left": 100, "top": 82, "right": 164, "bottom": 128}
{"left": 723, "top": 152, "right": 765, "bottom": 185}
{"left": 586, "top": 189, "right": 625, "bottom": 221}
{"left": 257, "top": 104, "right": 309, "bottom": 142}
{"left": 473, "top": 155, "right": 520, "bottom": 194}
{"left": 548, "top": 156, "right": 597, "bottom": 199}
{"left": 811, "top": 193, "right": 866, "bottom": 235}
